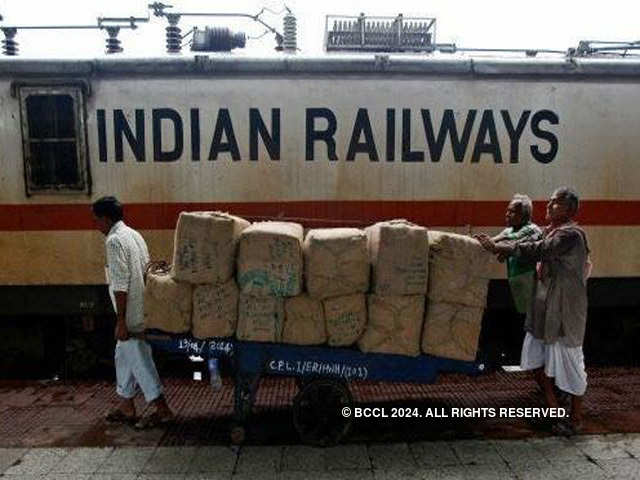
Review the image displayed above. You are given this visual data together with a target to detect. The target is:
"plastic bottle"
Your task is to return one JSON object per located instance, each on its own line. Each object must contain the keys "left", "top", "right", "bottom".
{"left": 208, "top": 357, "right": 222, "bottom": 391}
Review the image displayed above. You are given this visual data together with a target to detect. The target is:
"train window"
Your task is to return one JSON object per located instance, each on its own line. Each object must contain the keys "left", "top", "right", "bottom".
{"left": 18, "top": 86, "right": 89, "bottom": 195}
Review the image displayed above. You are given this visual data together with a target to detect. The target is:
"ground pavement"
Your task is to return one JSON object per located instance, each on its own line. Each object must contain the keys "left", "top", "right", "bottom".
{"left": 1, "top": 366, "right": 640, "bottom": 479}
{"left": 1, "top": 436, "right": 640, "bottom": 479}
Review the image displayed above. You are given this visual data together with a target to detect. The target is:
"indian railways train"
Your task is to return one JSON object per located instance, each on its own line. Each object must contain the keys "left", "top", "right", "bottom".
{"left": 1, "top": 55, "right": 639, "bottom": 375}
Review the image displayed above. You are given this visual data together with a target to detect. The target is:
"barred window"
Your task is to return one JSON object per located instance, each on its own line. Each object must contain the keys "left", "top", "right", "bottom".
{"left": 19, "top": 86, "right": 89, "bottom": 194}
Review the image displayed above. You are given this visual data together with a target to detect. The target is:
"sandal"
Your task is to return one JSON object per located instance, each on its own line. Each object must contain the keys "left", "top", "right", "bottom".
{"left": 134, "top": 412, "right": 174, "bottom": 430}
{"left": 105, "top": 409, "right": 137, "bottom": 425}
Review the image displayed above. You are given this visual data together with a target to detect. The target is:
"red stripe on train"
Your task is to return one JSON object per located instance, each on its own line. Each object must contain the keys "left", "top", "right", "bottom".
{"left": 0, "top": 200, "right": 639, "bottom": 231}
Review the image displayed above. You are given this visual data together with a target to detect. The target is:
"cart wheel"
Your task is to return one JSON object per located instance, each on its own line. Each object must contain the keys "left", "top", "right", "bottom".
{"left": 292, "top": 378, "right": 353, "bottom": 447}
{"left": 294, "top": 376, "right": 312, "bottom": 391}
{"left": 230, "top": 424, "right": 246, "bottom": 445}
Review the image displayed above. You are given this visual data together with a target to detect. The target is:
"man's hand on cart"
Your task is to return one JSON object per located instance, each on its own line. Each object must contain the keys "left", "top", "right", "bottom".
{"left": 474, "top": 233, "right": 515, "bottom": 257}
{"left": 474, "top": 233, "right": 496, "bottom": 252}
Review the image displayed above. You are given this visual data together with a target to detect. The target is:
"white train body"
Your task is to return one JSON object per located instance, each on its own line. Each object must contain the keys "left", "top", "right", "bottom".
{"left": 1, "top": 57, "right": 639, "bottom": 300}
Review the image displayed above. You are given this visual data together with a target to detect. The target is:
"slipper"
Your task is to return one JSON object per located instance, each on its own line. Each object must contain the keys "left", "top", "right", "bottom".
{"left": 570, "top": 419, "right": 583, "bottom": 434}
{"left": 552, "top": 420, "right": 576, "bottom": 437}
{"left": 134, "top": 412, "right": 174, "bottom": 430}
{"left": 105, "top": 409, "right": 137, "bottom": 425}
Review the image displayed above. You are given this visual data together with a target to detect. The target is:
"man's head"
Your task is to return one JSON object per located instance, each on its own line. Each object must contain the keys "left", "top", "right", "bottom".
{"left": 506, "top": 193, "right": 532, "bottom": 228}
{"left": 547, "top": 187, "right": 579, "bottom": 224}
{"left": 92, "top": 196, "right": 123, "bottom": 235}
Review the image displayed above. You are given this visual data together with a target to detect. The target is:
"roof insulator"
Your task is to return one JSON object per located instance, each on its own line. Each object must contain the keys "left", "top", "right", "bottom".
{"left": 282, "top": 11, "right": 297, "bottom": 53}
{"left": 165, "top": 13, "right": 181, "bottom": 54}
{"left": 1, "top": 27, "right": 18, "bottom": 56}
{"left": 105, "top": 26, "right": 123, "bottom": 54}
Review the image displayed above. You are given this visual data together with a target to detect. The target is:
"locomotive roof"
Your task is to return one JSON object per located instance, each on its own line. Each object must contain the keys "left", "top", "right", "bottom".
{"left": 1, "top": 55, "right": 640, "bottom": 78}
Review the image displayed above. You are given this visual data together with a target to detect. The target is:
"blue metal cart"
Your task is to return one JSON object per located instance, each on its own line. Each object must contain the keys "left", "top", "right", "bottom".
{"left": 146, "top": 331, "right": 485, "bottom": 446}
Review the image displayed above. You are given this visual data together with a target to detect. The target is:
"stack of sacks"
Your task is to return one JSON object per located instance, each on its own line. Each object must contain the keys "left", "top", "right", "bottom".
{"left": 359, "top": 220, "right": 428, "bottom": 356}
{"left": 236, "top": 222, "right": 303, "bottom": 342}
{"left": 144, "top": 263, "right": 192, "bottom": 333}
{"left": 422, "top": 231, "right": 493, "bottom": 361}
{"left": 304, "top": 228, "right": 369, "bottom": 346}
{"left": 170, "top": 211, "right": 249, "bottom": 339}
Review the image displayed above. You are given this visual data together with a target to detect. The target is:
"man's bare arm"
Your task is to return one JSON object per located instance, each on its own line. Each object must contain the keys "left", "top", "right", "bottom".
{"left": 114, "top": 291, "right": 129, "bottom": 341}
{"left": 516, "top": 229, "right": 580, "bottom": 263}
{"left": 491, "top": 232, "right": 508, "bottom": 243}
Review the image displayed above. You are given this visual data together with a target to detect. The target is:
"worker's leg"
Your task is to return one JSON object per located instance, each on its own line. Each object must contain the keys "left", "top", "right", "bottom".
{"left": 520, "top": 332, "right": 546, "bottom": 399}
{"left": 570, "top": 394, "right": 584, "bottom": 426}
{"left": 545, "top": 339, "right": 587, "bottom": 430}
{"left": 539, "top": 372, "right": 559, "bottom": 408}
{"left": 533, "top": 367, "right": 545, "bottom": 391}
{"left": 111, "top": 340, "right": 138, "bottom": 419}
{"left": 127, "top": 338, "right": 173, "bottom": 418}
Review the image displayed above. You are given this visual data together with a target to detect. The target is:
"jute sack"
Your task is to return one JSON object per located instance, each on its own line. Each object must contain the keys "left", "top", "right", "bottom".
{"left": 421, "top": 301, "right": 484, "bottom": 362}
{"left": 427, "top": 231, "right": 492, "bottom": 308}
{"left": 358, "top": 295, "right": 425, "bottom": 356}
{"left": 144, "top": 264, "right": 192, "bottom": 333}
{"left": 282, "top": 295, "right": 326, "bottom": 345}
{"left": 366, "top": 220, "right": 429, "bottom": 296}
{"left": 192, "top": 280, "right": 238, "bottom": 339}
{"left": 237, "top": 293, "right": 285, "bottom": 342}
{"left": 304, "top": 228, "right": 369, "bottom": 299}
{"left": 323, "top": 294, "right": 367, "bottom": 346}
{"left": 237, "top": 222, "right": 303, "bottom": 297}
{"left": 171, "top": 211, "right": 250, "bottom": 284}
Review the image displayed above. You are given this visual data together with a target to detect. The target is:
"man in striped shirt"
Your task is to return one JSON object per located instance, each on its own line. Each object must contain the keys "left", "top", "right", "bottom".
{"left": 93, "top": 196, "right": 173, "bottom": 429}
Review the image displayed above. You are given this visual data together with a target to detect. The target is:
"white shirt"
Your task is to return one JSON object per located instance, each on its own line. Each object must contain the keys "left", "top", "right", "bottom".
{"left": 105, "top": 221, "right": 150, "bottom": 333}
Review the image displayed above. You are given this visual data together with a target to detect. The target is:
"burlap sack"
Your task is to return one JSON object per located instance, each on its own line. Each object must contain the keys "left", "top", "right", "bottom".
{"left": 304, "top": 228, "right": 369, "bottom": 299}
{"left": 358, "top": 295, "right": 425, "bottom": 356}
{"left": 282, "top": 295, "right": 326, "bottom": 345}
{"left": 421, "top": 301, "right": 484, "bottom": 362}
{"left": 323, "top": 294, "right": 367, "bottom": 346}
{"left": 171, "top": 211, "right": 250, "bottom": 284}
{"left": 237, "top": 222, "right": 303, "bottom": 297}
{"left": 236, "top": 294, "right": 285, "bottom": 342}
{"left": 144, "top": 270, "right": 192, "bottom": 334}
{"left": 427, "top": 231, "right": 492, "bottom": 308}
{"left": 366, "top": 220, "right": 429, "bottom": 296}
{"left": 192, "top": 280, "right": 238, "bottom": 339}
